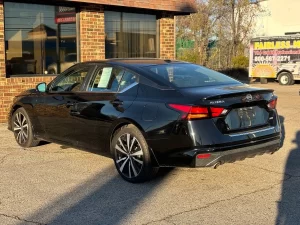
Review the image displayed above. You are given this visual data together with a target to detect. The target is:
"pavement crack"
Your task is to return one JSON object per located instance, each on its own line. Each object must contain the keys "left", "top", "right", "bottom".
{"left": 26, "top": 149, "right": 91, "bottom": 155}
{"left": 0, "top": 213, "right": 46, "bottom": 225}
{"left": 234, "top": 162, "right": 300, "bottom": 178}
{"left": 0, "top": 153, "right": 13, "bottom": 166}
{"left": 143, "top": 181, "right": 284, "bottom": 225}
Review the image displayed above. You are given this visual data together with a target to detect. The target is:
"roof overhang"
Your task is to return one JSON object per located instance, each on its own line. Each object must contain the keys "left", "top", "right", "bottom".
{"left": 61, "top": 0, "right": 197, "bottom": 15}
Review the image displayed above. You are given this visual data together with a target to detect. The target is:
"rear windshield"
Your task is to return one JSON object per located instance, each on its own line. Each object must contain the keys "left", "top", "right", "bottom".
{"left": 145, "top": 63, "right": 241, "bottom": 88}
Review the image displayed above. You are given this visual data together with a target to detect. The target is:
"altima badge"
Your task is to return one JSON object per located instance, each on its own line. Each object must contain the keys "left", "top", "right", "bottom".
{"left": 209, "top": 100, "right": 225, "bottom": 104}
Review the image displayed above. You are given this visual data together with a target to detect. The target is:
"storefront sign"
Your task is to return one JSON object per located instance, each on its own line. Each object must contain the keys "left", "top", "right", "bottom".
{"left": 55, "top": 6, "right": 76, "bottom": 24}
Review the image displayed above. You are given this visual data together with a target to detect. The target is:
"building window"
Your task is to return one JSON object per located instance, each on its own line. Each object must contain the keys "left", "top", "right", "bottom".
{"left": 4, "top": 2, "right": 77, "bottom": 76}
{"left": 105, "top": 11, "right": 158, "bottom": 59}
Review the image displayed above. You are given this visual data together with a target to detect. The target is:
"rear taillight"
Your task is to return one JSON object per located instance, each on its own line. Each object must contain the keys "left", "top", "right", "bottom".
{"left": 188, "top": 106, "right": 209, "bottom": 119}
{"left": 211, "top": 107, "right": 228, "bottom": 117}
{"left": 168, "top": 104, "right": 226, "bottom": 120}
{"left": 197, "top": 153, "right": 211, "bottom": 159}
{"left": 268, "top": 98, "right": 277, "bottom": 109}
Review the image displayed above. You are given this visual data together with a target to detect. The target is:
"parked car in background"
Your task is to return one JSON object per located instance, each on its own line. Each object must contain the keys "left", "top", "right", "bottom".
{"left": 8, "top": 59, "right": 282, "bottom": 183}
{"left": 47, "top": 53, "right": 77, "bottom": 74}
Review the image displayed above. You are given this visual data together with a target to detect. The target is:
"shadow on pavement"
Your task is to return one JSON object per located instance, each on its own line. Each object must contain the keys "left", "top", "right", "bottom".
{"left": 19, "top": 165, "right": 173, "bottom": 225}
{"left": 276, "top": 127, "right": 300, "bottom": 225}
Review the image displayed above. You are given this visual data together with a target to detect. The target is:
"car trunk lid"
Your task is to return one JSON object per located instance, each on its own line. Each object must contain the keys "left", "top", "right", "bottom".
{"left": 178, "top": 84, "right": 276, "bottom": 133}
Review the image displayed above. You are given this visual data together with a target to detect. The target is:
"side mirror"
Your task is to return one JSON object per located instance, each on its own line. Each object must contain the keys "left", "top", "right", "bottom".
{"left": 36, "top": 82, "right": 47, "bottom": 93}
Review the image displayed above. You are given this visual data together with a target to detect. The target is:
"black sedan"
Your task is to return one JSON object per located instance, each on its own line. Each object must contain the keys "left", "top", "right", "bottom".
{"left": 8, "top": 59, "right": 282, "bottom": 183}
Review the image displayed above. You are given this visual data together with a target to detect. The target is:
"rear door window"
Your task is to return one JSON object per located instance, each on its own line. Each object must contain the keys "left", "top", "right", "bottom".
{"left": 146, "top": 63, "right": 240, "bottom": 88}
{"left": 88, "top": 66, "right": 125, "bottom": 92}
{"left": 118, "top": 71, "right": 137, "bottom": 92}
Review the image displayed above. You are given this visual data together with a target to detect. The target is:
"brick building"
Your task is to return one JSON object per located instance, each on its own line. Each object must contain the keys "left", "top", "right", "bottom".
{"left": 0, "top": 0, "right": 196, "bottom": 123}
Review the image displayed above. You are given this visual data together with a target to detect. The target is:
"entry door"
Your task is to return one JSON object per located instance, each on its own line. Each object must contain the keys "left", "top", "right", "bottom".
{"left": 39, "top": 65, "right": 95, "bottom": 144}
{"left": 68, "top": 65, "right": 139, "bottom": 151}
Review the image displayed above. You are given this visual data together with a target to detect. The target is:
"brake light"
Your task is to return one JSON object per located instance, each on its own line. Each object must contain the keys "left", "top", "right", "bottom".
{"left": 268, "top": 99, "right": 277, "bottom": 109}
{"left": 168, "top": 104, "right": 191, "bottom": 113}
{"left": 188, "top": 106, "right": 209, "bottom": 119}
{"left": 211, "top": 107, "right": 226, "bottom": 117}
{"left": 168, "top": 104, "right": 226, "bottom": 120}
{"left": 197, "top": 153, "right": 211, "bottom": 159}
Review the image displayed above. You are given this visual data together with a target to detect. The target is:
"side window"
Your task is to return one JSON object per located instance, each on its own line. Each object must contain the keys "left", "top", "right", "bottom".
{"left": 50, "top": 67, "right": 90, "bottom": 92}
{"left": 89, "top": 67, "right": 125, "bottom": 92}
{"left": 119, "top": 71, "right": 137, "bottom": 92}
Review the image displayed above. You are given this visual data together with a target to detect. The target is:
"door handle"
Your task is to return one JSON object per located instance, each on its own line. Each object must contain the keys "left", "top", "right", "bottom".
{"left": 112, "top": 100, "right": 123, "bottom": 106}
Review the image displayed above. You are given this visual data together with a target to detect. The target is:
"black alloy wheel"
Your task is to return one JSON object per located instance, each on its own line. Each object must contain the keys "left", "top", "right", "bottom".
{"left": 12, "top": 108, "right": 40, "bottom": 148}
{"left": 112, "top": 125, "right": 158, "bottom": 183}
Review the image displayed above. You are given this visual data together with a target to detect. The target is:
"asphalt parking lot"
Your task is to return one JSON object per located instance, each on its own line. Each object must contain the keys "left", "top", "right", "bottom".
{"left": 0, "top": 82, "right": 300, "bottom": 225}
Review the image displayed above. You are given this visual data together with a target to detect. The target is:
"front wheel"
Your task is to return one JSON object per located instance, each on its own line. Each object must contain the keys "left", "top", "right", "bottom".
{"left": 111, "top": 125, "right": 158, "bottom": 183}
{"left": 278, "top": 72, "right": 294, "bottom": 85}
{"left": 12, "top": 108, "right": 40, "bottom": 148}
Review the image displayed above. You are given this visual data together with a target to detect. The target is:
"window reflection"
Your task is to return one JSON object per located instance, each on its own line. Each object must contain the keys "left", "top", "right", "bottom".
{"left": 4, "top": 2, "right": 77, "bottom": 76}
{"left": 105, "top": 11, "right": 157, "bottom": 58}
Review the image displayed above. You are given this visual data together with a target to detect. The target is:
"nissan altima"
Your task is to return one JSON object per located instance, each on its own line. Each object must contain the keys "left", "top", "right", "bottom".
{"left": 8, "top": 59, "right": 282, "bottom": 183}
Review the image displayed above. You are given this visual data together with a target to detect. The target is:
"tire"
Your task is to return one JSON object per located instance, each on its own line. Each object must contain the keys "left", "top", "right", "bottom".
{"left": 278, "top": 72, "right": 294, "bottom": 85}
{"left": 111, "top": 124, "right": 158, "bottom": 183}
{"left": 260, "top": 78, "right": 268, "bottom": 84}
{"left": 12, "top": 108, "right": 40, "bottom": 148}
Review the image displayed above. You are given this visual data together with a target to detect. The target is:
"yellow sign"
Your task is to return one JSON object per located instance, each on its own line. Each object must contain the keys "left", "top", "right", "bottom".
{"left": 254, "top": 40, "right": 300, "bottom": 50}
{"left": 250, "top": 65, "right": 276, "bottom": 78}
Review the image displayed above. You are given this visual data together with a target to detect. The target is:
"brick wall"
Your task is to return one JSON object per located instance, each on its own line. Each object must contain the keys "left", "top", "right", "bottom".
{"left": 160, "top": 15, "right": 175, "bottom": 59}
{"left": 79, "top": 4, "right": 105, "bottom": 61}
{"left": 0, "top": 77, "right": 55, "bottom": 123}
{"left": 0, "top": 0, "right": 4, "bottom": 77}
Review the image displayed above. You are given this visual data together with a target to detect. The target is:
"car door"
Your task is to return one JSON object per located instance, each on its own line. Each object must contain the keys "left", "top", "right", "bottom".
{"left": 36, "top": 64, "right": 96, "bottom": 144}
{"left": 68, "top": 64, "right": 139, "bottom": 151}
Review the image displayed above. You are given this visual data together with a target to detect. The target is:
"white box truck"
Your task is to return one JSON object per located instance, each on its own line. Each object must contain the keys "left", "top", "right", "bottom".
{"left": 249, "top": 36, "right": 300, "bottom": 85}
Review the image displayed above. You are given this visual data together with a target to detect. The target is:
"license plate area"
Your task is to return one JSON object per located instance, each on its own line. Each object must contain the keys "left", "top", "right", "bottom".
{"left": 224, "top": 106, "right": 269, "bottom": 131}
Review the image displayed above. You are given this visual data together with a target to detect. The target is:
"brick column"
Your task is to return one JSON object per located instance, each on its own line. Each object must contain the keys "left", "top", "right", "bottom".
{"left": 0, "top": 0, "right": 7, "bottom": 122}
{"left": 159, "top": 14, "right": 175, "bottom": 60}
{"left": 79, "top": 5, "right": 105, "bottom": 62}
{"left": 0, "top": 0, "right": 5, "bottom": 77}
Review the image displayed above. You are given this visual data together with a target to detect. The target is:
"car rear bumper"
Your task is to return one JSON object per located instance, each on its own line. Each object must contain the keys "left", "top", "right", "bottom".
{"left": 194, "top": 139, "right": 280, "bottom": 167}
{"left": 157, "top": 135, "right": 281, "bottom": 168}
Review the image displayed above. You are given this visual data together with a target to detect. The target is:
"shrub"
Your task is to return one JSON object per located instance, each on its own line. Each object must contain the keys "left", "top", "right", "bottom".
{"left": 232, "top": 55, "right": 249, "bottom": 68}
{"left": 219, "top": 68, "right": 249, "bottom": 83}
{"left": 177, "top": 49, "right": 199, "bottom": 64}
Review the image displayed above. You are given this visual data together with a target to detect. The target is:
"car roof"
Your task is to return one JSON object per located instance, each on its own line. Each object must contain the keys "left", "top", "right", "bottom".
{"left": 75, "top": 59, "right": 188, "bottom": 89}
{"left": 82, "top": 58, "right": 186, "bottom": 68}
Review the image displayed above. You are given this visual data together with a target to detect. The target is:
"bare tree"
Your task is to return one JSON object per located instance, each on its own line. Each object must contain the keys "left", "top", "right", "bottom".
{"left": 223, "top": 0, "right": 261, "bottom": 58}
{"left": 176, "top": 0, "right": 223, "bottom": 65}
{"left": 176, "top": 0, "right": 262, "bottom": 68}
